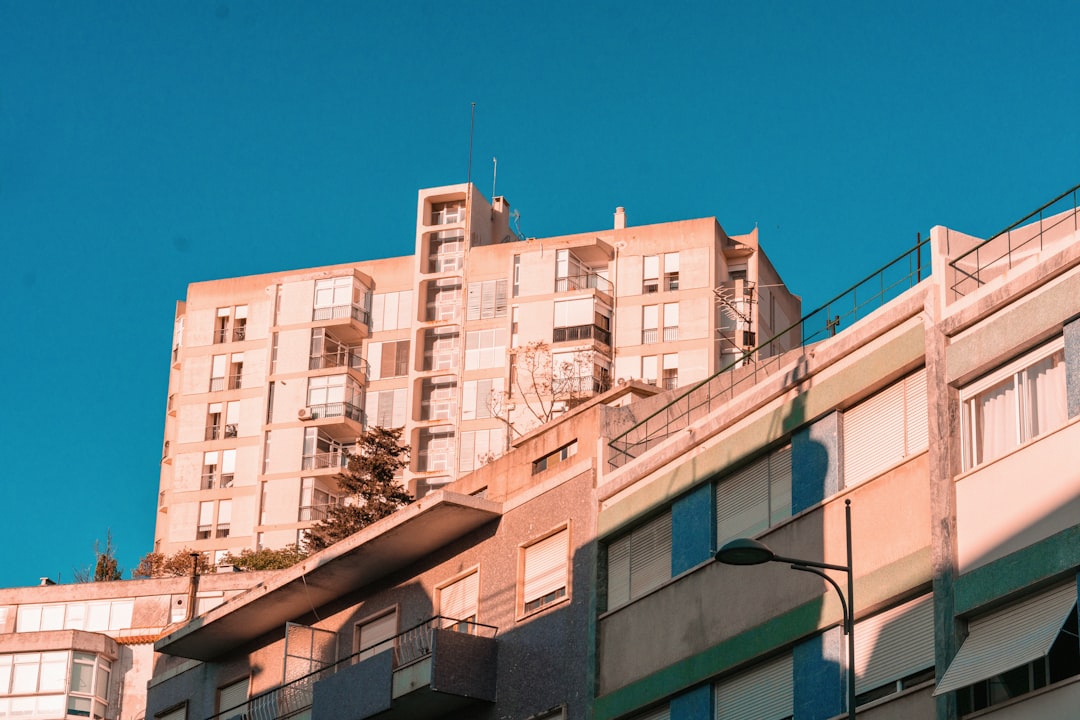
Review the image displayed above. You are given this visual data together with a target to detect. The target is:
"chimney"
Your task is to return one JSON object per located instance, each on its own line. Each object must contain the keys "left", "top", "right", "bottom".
{"left": 614, "top": 207, "right": 627, "bottom": 230}
{"left": 39, "top": 577, "right": 56, "bottom": 586}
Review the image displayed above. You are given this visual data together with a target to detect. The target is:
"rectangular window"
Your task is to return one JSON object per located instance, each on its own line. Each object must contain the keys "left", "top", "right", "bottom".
{"left": 313, "top": 276, "right": 365, "bottom": 322}
{"left": 217, "top": 677, "right": 249, "bottom": 718}
{"left": 606, "top": 511, "right": 671, "bottom": 609}
{"left": 417, "top": 426, "right": 456, "bottom": 472}
{"left": 641, "top": 355, "right": 658, "bottom": 385}
{"left": 664, "top": 252, "right": 680, "bottom": 291}
{"left": 663, "top": 303, "right": 679, "bottom": 342}
{"left": 854, "top": 594, "right": 935, "bottom": 706}
{"left": 210, "top": 354, "right": 226, "bottom": 392}
{"left": 439, "top": 571, "right": 479, "bottom": 631}
{"left": 355, "top": 610, "right": 397, "bottom": 662}
{"left": 714, "top": 653, "right": 793, "bottom": 720}
{"left": 157, "top": 705, "right": 187, "bottom": 720}
{"left": 532, "top": 441, "right": 578, "bottom": 474}
{"left": 465, "top": 328, "right": 507, "bottom": 369}
{"left": 662, "top": 353, "right": 679, "bottom": 390}
{"left": 512, "top": 255, "right": 521, "bottom": 297}
{"left": 197, "top": 501, "right": 213, "bottom": 540}
{"left": 370, "top": 290, "right": 414, "bottom": 332}
{"left": 643, "top": 255, "right": 660, "bottom": 294}
{"left": 522, "top": 527, "right": 569, "bottom": 614}
{"left": 420, "top": 376, "right": 457, "bottom": 421}
{"left": 843, "top": 369, "right": 928, "bottom": 486}
{"left": 716, "top": 445, "right": 792, "bottom": 548}
{"left": 373, "top": 340, "right": 409, "bottom": 378}
{"left": 216, "top": 500, "right": 232, "bottom": 539}
{"left": 228, "top": 353, "right": 244, "bottom": 390}
{"left": 422, "top": 327, "right": 460, "bottom": 372}
{"left": 366, "top": 388, "right": 408, "bottom": 428}
{"left": 466, "top": 279, "right": 508, "bottom": 320}
{"left": 642, "top": 305, "right": 658, "bottom": 344}
{"left": 459, "top": 428, "right": 504, "bottom": 473}
{"left": 462, "top": 377, "right": 504, "bottom": 420}
{"left": 215, "top": 307, "right": 230, "bottom": 344}
{"left": 961, "top": 339, "right": 1067, "bottom": 470}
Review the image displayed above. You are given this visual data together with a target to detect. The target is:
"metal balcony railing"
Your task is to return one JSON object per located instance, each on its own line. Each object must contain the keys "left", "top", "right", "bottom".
{"left": 206, "top": 617, "right": 497, "bottom": 720}
{"left": 307, "top": 402, "right": 363, "bottom": 423}
{"left": 607, "top": 235, "right": 932, "bottom": 469}
{"left": 312, "top": 304, "right": 371, "bottom": 327}
{"left": 555, "top": 273, "right": 613, "bottom": 294}
{"left": 206, "top": 424, "right": 221, "bottom": 441}
{"left": 309, "top": 349, "right": 367, "bottom": 374}
{"left": 301, "top": 449, "right": 349, "bottom": 471}
{"left": 553, "top": 324, "right": 611, "bottom": 346}
{"left": 948, "top": 182, "right": 1080, "bottom": 299}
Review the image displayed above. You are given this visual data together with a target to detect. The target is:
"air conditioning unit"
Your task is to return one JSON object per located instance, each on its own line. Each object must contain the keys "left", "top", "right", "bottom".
{"left": 297, "top": 407, "right": 313, "bottom": 420}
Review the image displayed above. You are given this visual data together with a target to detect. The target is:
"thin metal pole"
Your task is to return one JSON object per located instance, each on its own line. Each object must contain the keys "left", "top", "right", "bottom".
{"left": 846, "top": 498, "right": 856, "bottom": 719}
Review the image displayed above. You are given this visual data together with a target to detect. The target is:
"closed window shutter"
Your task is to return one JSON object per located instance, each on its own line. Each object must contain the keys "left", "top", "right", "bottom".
{"left": 366, "top": 342, "right": 382, "bottom": 381}
{"left": 440, "top": 572, "right": 479, "bottom": 626}
{"left": 218, "top": 677, "right": 249, "bottom": 716}
{"left": 715, "top": 653, "right": 793, "bottom": 720}
{"left": 717, "top": 456, "right": 770, "bottom": 546}
{"left": 380, "top": 343, "right": 396, "bottom": 378}
{"left": 357, "top": 611, "right": 397, "bottom": 660}
{"left": 843, "top": 378, "right": 907, "bottom": 486}
{"left": 494, "top": 279, "right": 507, "bottom": 317}
{"left": 392, "top": 388, "right": 407, "bottom": 427}
{"left": 768, "top": 445, "right": 793, "bottom": 525}
{"left": 467, "top": 283, "right": 482, "bottom": 320}
{"left": 905, "top": 368, "right": 929, "bottom": 452}
{"left": 629, "top": 513, "right": 672, "bottom": 600}
{"left": 855, "top": 594, "right": 934, "bottom": 694}
{"left": 158, "top": 706, "right": 186, "bottom": 720}
{"left": 524, "top": 529, "right": 569, "bottom": 605}
{"left": 635, "top": 704, "right": 669, "bottom": 720}
{"left": 607, "top": 535, "right": 631, "bottom": 609}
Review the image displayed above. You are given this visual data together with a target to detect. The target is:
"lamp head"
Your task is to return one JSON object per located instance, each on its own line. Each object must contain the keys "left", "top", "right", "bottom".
{"left": 715, "top": 538, "right": 776, "bottom": 566}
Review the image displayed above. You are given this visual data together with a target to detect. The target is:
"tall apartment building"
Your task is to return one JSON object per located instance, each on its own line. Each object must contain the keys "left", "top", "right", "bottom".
{"left": 156, "top": 183, "right": 801, "bottom": 561}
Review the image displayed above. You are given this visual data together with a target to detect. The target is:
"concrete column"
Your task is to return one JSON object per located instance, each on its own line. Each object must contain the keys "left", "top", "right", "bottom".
{"left": 1064, "top": 316, "right": 1080, "bottom": 418}
{"left": 793, "top": 627, "right": 845, "bottom": 719}
{"left": 792, "top": 412, "right": 840, "bottom": 514}
{"left": 671, "top": 483, "right": 716, "bottom": 575}
{"left": 669, "top": 683, "right": 711, "bottom": 720}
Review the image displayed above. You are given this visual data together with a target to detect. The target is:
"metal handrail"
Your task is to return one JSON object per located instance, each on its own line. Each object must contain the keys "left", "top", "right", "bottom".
{"left": 607, "top": 235, "right": 932, "bottom": 469}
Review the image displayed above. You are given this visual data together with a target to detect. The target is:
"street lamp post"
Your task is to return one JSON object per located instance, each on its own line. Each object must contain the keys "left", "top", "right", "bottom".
{"left": 715, "top": 499, "right": 855, "bottom": 719}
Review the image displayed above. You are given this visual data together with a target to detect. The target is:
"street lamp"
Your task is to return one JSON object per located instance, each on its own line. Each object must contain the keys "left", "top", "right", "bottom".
{"left": 714, "top": 499, "right": 855, "bottom": 720}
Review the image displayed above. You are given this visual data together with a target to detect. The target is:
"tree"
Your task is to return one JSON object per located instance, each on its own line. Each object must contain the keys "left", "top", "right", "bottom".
{"left": 73, "top": 530, "right": 123, "bottom": 582}
{"left": 510, "top": 341, "right": 599, "bottom": 429}
{"left": 221, "top": 544, "right": 308, "bottom": 571}
{"left": 307, "top": 426, "right": 411, "bottom": 552}
{"left": 133, "top": 548, "right": 214, "bottom": 578}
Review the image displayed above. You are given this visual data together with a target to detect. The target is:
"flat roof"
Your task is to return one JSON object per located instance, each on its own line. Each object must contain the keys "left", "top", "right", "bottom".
{"left": 156, "top": 491, "right": 502, "bottom": 661}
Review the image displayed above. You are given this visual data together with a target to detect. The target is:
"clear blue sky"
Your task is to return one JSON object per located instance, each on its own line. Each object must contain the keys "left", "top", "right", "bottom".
{"left": 1, "top": 1, "right": 1076, "bottom": 588}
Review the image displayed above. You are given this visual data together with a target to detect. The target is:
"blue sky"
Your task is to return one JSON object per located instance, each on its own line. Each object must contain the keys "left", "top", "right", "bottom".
{"left": 0, "top": 1, "right": 1077, "bottom": 588}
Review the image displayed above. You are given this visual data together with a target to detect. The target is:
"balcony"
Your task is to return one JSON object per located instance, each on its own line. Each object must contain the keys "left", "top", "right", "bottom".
{"left": 311, "top": 304, "right": 371, "bottom": 344}
{"left": 301, "top": 449, "right": 350, "bottom": 472}
{"left": 205, "top": 424, "right": 239, "bottom": 441}
{"left": 553, "top": 323, "right": 611, "bottom": 346}
{"left": 309, "top": 348, "right": 367, "bottom": 377}
{"left": 555, "top": 272, "right": 613, "bottom": 295}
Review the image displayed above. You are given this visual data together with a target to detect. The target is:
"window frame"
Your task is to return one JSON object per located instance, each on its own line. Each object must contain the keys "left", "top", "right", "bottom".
{"left": 519, "top": 524, "right": 571, "bottom": 618}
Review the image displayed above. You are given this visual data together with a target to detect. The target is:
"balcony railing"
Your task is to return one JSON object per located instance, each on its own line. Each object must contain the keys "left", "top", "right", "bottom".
{"left": 201, "top": 472, "right": 234, "bottom": 490}
{"left": 209, "top": 377, "right": 225, "bottom": 392}
{"left": 948, "top": 182, "right": 1080, "bottom": 299}
{"left": 553, "top": 324, "right": 611, "bottom": 346}
{"left": 663, "top": 326, "right": 678, "bottom": 342}
{"left": 309, "top": 349, "right": 367, "bottom": 375}
{"left": 642, "top": 328, "right": 657, "bottom": 344}
{"left": 298, "top": 505, "right": 330, "bottom": 522}
{"left": 312, "top": 304, "right": 371, "bottom": 326}
{"left": 608, "top": 234, "right": 932, "bottom": 469}
{"left": 206, "top": 617, "right": 497, "bottom": 720}
{"left": 308, "top": 402, "right": 363, "bottom": 424}
{"left": 206, "top": 425, "right": 221, "bottom": 441}
{"left": 555, "top": 273, "right": 613, "bottom": 294}
{"left": 301, "top": 449, "right": 349, "bottom": 471}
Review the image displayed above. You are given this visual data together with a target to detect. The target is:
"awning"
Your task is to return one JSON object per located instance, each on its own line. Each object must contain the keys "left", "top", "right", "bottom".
{"left": 934, "top": 583, "right": 1077, "bottom": 695}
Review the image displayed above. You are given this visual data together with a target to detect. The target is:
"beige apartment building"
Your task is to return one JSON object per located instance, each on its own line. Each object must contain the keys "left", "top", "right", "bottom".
{"left": 156, "top": 183, "right": 801, "bottom": 561}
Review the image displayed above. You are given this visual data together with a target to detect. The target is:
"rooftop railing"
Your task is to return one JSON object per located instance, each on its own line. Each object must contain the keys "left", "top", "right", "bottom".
{"left": 949, "top": 183, "right": 1080, "bottom": 299}
{"left": 607, "top": 235, "right": 932, "bottom": 469}
{"left": 207, "top": 616, "right": 497, "bottom": 720}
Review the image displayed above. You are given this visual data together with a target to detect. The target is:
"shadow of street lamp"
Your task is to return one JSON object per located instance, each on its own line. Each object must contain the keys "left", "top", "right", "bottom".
{"left": 715, "top": 499, "right": 855, "bottom": 719}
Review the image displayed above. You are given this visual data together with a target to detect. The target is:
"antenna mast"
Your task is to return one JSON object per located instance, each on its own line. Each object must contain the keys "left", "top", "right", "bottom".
{"left": 467, "top": 102, "right": 476, "bottom": 187}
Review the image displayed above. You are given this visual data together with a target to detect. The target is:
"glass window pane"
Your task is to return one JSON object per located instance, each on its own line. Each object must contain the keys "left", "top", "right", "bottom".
{"left": 40, "top": 605, "right": 64, "bottom": 631}
{"left": 96, "top": 663, "right": 110, "bottom": 699}
{"left": 11, "top": 661, "right": 38, "bottom": 693}
{"left": 38, "top": 654, "right": 66, "bottom": 692}
{"left": 86, "top": 604, "right": 109, "bottom": 631}
{"left": 973, "top": 377, "right": 1016, "bottom": 465}
{"left": 67, "top": 695, "right": 92, "bottom": 717}
{"left": 70, "top": 660, "right": 93, "bottom": 693}
{"left": 1024, "top": 349, "right": 1067, "bottom": 440}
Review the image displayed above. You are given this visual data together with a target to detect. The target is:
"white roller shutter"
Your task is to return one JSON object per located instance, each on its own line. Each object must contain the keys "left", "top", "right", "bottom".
{"left": 524, "top": 529, "right": 569, "bottom": 605}
{"left": 157, "top": 706, "right": 186, "bottom": 720}
{"left": 607, "top": 512, "right": 671, "bottom": 608}
{"left": 357, "top": 611, "right": 398, "bottom": 661}
{"left": 440, "top": 571, "right": 479, "bottom": 626}
{"left": 717, "top": 456, "right": 770, "bottom": 546}
{"left": 935, "top": 583, "right": 1077, "bottom": 695}
{"left": 218, "top": 677, "right": 249, "bottom": 716}
{"left": 855, "top": 594, "right": 934, "bottom": 694}
{"left": 715, "top": 653, "right": 793, "bottom": 720}
{"left": 843, "top": 369, "right": 927, "bottom": 487}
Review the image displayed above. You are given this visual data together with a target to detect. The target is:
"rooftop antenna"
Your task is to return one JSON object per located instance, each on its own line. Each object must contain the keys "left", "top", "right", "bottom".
{"left": 492, "top": 156, "right": 498, "bottom": 200}
{"left": 467, "top": 102, "right": 476, "bottom": 187}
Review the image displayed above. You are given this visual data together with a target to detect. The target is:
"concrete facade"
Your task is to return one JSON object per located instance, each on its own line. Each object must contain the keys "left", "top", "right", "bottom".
{"left": 156, "top": 183, "right": 801, "bottom": 563}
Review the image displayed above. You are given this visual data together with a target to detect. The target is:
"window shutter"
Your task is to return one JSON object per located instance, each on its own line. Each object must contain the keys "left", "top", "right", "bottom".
{"left": 459, "top": 431, "right": 476, "bottom": 473}
{"left": 935, "top": 583, "right": 1077, "bottom": 695}
{"left": 494, "top": 279, "right": 507, "bottom": 317}
{"left": 607, "top": 535, "right": 631, "bottom": 609}
{"left": 392, "top": 388, "right": 407, "bottom": 427}
{"left": 715, "top": 653, "right": 793, "bottom": 720}
{"left": 221, "top": 450, "right": 236, "bottom": 473}
{"left": 467, "top": 283, "right": 482, "bottom": 320}
{"left": 370, "top": 294, "right": 385, "bottom": 332}
{"left": 843, "top": 379, "right": 906, "bottom": 486}
{"left": 664, "top": 252, "right": 680, "bottom": 273}
{"left": 855, "top": 594, "right": 934, "bottom": 694}
{"left": 158, "top": 706, "right": 187, "bottom": 720}
{"left": 380, "top": 343, "right": 396, "bottom": 378}
{"left": 226, "top": 402, "right": 240, "bottom": 424}
{"left": 199, "top": 502, "right": 214, "bottom": 525}
{"left": 643, "top": 255, "right": 660, "bottom": 280}
{"left": 768, "top": 445, "right": 793, "bottom": 525}
{"left": 440, "top": 572, "right": 479, "bottom": 625}
{"left": 366, "top": 342, "right": 382, "bottom": 381}
{"left": 905, "top": 368, "right": 929, "bottom": 452}
{"left": 717, "top": 456, "right": 770, "bottom": 546}
{"left": 629, "top": 512, "right": 672, "bottom": 600}
{"left": 357, "top": 611, "right": 397, "bottom": 660}
{"left": 217, "top": 500, "right": 232, "bottom": 525}
{"left": 635, "top": 704, "right": 669, "bottom": 720}
{"left": 218, "top": 678, "right": 249, "bottom": 716}
{"left": 524, "top": 529, "right": 569, "bottom": 605}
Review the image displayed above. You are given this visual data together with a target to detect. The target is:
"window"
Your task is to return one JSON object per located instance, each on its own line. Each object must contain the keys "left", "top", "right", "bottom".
{"left": 465, "top": 328, "right": 507, "bottom": 369}
{"left": 197, "top": 501, "right": 213, "bottom": 539}
{"left": 555, "top": 249, "right": 591, "bottom": 292}
{"left": 232, "top": 306, "right": 248, "bottom": 341}
{"left": 217, "top": 677, "right": 249, "bottom": 718}
{"left": 313, "top": 276, "right": 367, "bottom": 322}
{"left": 0, "top": 651, "right": 111, "bottom": 720}
{"left": 367, "top": 339, "right": 410, "bottom": 379}
{"left": 216, "top": 500, "right": 232, "bottom": 539}
{"left": 309, "top": 329, "right": 362, "bottom": 371}
{"left": 370, "top": 290, "right": 413, "bottom": 332}
{"left": 854, "top": 594, "right": 935, "bottom": 706}
{"left": 714, "top": 653, "right": 793, "bottom": 720}
{"left": 431, "top": 200, "right": 465, "bottom": 225}
{"left": 532, "top": 441, "right": 578, "bottom": 474}
{"left": 663, "top": 252, "right": 679, "bottom": 291}
{"left": 306, "top": 375, "right": 363, "bottom": 421}
{"left": 661, "top": 353, "right": 678, "bottom": 390}
{"left": 209, "top": 354, "right": 226, "bottom": 392}
{"left": 366, "top": 388, "right": 407, "bottom": 428}
{"left": 214, "top": 306, "right": 246, "bottom": 343}
{"left": 936, "top": 583, "right": 1079, "bottom": 714}
{"left": 157, "top": 705, "right": 187, "bottom": 720}
{"left": 417, "top": 426, "right": 455, "bottom": 472}
{"left": 439, "top": 571, "right": 479, "bottom": 631}
{"left": 355, "top": 610, "right": 397, "bottom": 662}
{"left": 843, "top": 369, "right": 928, "bottom": 487}
{"left": 206, "top": 403, "right": 223, "bottom": 440}
{"left": 422, "top": 327, "right": 460, "bottom": 372}
{"left": 522, "top": 527, "right": 569, "bottom": 614}
{"left": 663, "top": 303, "right": 679, "bottom": 342}
{"left": 641, "top": 355, "right": 658, "bottom": 385}
{"left": 420, "top": 376, "right": 457, "bottom": 421}
{"left": 459, "top": 428, "right": 504, "bottom": 473}
{"left": 606, "top": 511, "right": 671, "bottom": 609}
{"left": 428, "top": 230, "right": 465, "bottom": 272}
{"left": 466, "top": 279, "right": 508, "bottom": 320}
{"left": 512, "top": 255, "right": 521, "bottom": 297}
{"left": 301, "top": 429, "right": 348, "bottom": 470}
{"left": 642, "top": 305, "right": 658, "bottom": 344}
{"left": 215, "top": 307, "right": 230, "bottom": 344}
{"left": 961, "top": 339, "right": 1067, "bottom": 470}
{"left": 15, "top": 600, "right": 133, "bottom": 633}
{"left": 643, "top": 255, "right": 660, "bottom": 294}
{"left": 715, "top": 445, "right": 792, "bottom": 547}
{"left": 228, "top": 353, "right": 244, "bottom": 390}
{"left": 462, "top": 377, "right": 504, "bottom": 420}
